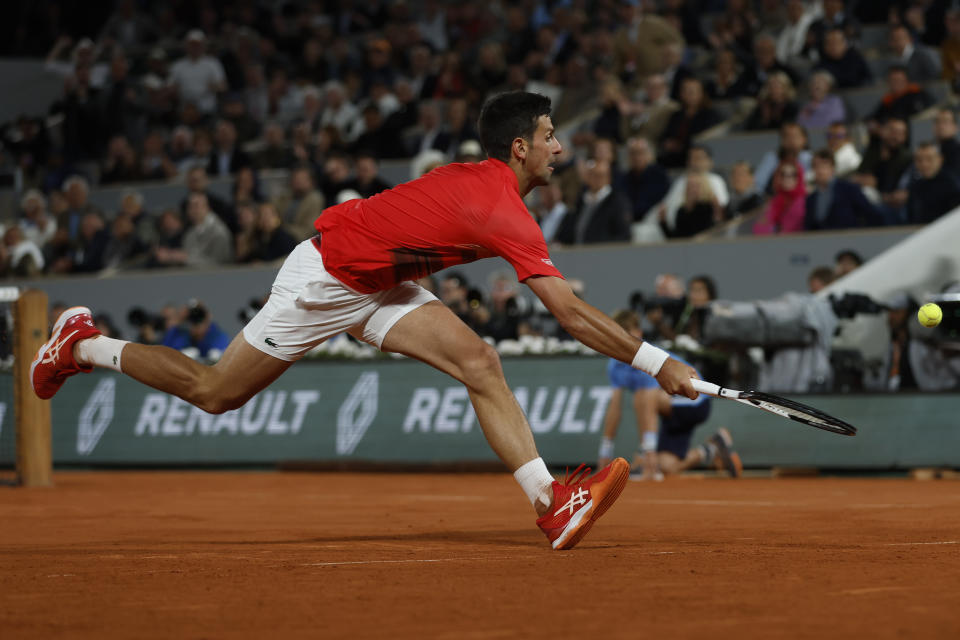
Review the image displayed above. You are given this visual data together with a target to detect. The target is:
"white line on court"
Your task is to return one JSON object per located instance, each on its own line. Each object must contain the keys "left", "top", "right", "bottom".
{"left": 849, "top": 503, "right": 933, "bottom": 509}
{"left": 394, "top": 495, "right": 489, "bottom": 502}
{"left": 640, "top": 499, "right": 782, "bottom": 507}
{"left": 639, "top": 499, "right": 934, "bottom": 509}
{"left": 885, "top": 541, "right": 960, "bottom": 546}
{"left": 836, "top": 586, "right": 909, "bottom": 596}
{"left": 301, "top": 555, "right": 532, "bottom": 567}
{"left": 301, "top": 550, "right": 677, "bottom": 567}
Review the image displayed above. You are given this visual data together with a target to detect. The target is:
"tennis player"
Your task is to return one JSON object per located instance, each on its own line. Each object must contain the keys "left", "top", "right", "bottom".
{"left": 597, "top": 310, "right": 741, "bottom": 479}
{"left": 31, "top": 91, "right": 699, "bottom": 550}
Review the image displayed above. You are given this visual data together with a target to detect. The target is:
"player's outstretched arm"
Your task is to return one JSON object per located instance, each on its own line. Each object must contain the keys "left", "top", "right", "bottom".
{"left": 526, "top": 275, "right": 698, "bottom": 399}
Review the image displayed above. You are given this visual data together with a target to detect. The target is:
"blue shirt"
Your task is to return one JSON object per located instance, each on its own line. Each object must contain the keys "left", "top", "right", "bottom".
{"left": 606, "top": 350, "right": 708, "bottom": 406}
{"left": 162, "top": 322, "right": 231, "bottom": 357}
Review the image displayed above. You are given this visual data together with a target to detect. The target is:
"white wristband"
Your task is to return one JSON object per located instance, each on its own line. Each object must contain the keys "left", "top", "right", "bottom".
{"left": 632, "top": 342, "right": 669, "bottom": 376}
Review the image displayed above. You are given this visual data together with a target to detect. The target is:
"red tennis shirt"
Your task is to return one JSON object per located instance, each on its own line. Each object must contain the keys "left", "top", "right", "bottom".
{"left": 314, "top": 158, "right": 564, "bottom": 293}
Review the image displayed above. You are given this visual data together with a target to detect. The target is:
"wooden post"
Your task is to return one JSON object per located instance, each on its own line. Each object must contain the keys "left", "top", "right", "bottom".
{"left": 14, "top": 289, "right": 51, "bottom": 487}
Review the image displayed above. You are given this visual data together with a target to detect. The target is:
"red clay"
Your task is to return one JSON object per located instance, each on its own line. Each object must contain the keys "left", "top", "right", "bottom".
{"left": 1, "top": 472, "right": 959, "bottom": 639}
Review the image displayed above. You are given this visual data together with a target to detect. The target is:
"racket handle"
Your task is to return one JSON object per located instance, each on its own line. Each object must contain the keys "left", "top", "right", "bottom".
{"left": 690, "top": 378, "right": 722, "bottom": 397}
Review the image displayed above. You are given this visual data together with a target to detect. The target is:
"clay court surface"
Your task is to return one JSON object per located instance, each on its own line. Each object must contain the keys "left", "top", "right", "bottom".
{"left": 2, "top": 472, "right": 959, "bottom": 639}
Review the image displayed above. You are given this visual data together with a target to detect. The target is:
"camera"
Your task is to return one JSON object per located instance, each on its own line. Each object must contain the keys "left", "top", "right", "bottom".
{"left": 925, "top": 295, "right": 960, "bottom": 348}
{"left": 827, "top": 292, "right": 889, "bottom": 319}
{"left": 237, "top": 298, "right": 264, "bottom": 324}
{"left": 127, "top": 306, "right": 165, "bottom": 332}
{"left": 629, "top": 290, "right": 686, "bottom": 316}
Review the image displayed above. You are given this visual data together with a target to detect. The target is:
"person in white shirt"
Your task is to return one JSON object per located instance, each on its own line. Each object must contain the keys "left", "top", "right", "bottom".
{"left": 45, "top": 37, "right": 110, "bottom": 88}
{"left": 825, "top": 121, "right": 862, "bottom": 178}
{"left": 776, "top": 0, "right": 820, "bottom": 64}
{"left": 168, "top": 30, "right": 226, "bottom": 114}
{"left": 653, "top": 145, "right": 729, "bottom": 233}
{"left": 18, "top": 190, "right": 57, "bottom": 248}
{"left": 319, "top": 80, "right": 360, "bottom": 142}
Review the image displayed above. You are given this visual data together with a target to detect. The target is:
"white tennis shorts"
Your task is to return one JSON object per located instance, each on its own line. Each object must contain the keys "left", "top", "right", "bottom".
{"left": 243, "top": 238, "right": 438, "bottom": 361}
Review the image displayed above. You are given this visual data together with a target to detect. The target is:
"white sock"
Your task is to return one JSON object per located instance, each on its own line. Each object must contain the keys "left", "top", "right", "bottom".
{"left": 513, "top": 457, "right": 554, "bottom": 509}
{"left": 641, "top": 431, "right": 659, "bottom": 453}
{"left": 75, "top": 336, "right": 129, "bottom": 373}
{"left": 598, "top": 437, "right": 615, "bottom": 460}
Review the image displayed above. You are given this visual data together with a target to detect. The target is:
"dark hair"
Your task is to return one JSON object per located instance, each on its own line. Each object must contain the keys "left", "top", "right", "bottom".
{"left": 834, "top": 249, "right": 863, "bottom": 266}
{"left": 187, "top": 302, "right": 209, "bottom": 325}
{"left": 478, "top": 91, "right": 552, "bottom": 162}
{"left": 688, "top": 275, "right": 717, "bottom": 301}
{"left": 808, "top": 266, "right": 835, "bottom": 285}
{"left": 814, "top": 148, "right": 835, "bottom": 164}
{"left": 887, "top": 63, "right": 909, "bottom": 77}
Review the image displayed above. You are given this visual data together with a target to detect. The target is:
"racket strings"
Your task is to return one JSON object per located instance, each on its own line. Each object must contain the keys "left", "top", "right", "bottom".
{"left": 744, "top": 392, "right": 857, "bottom": 435}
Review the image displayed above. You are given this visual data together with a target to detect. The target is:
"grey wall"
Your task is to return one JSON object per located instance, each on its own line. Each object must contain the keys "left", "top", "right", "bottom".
{"left": 0, "top": 60, "right": 64, "bottom": 123}
{"left": 453, "top": 227, "right": 913, "bottom": 313}
{"left": 11, "top": 227, "right": 913, "bottom": 339}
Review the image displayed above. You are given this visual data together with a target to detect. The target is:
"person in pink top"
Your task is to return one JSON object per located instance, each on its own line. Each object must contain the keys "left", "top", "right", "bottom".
{"left": 753, "top": 161, "right": 807, "bottom": 234}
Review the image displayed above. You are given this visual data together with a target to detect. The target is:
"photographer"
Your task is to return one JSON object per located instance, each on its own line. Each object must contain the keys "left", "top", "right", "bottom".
{"left": 864, "top": 288, "right": 960, "bottom": 392}
{"left": 484, "top": 271, "right": 531, "bottom": 342}
{"left": 161, "top": 300, "right": 230, "bottom": 360}
{"left": 636, "top": 273, "right": 686, "bottom": 343}
{"left": 127, "top": 307, "right": 168, "bottom": 345}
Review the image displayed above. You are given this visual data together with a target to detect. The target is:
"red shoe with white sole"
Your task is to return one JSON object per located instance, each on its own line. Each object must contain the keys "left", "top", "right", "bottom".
{"left": 536, "top": 458, "right": 629, "bottom": 550}
{"left": 30, "top": 306, "right": 100, "bottom": 400}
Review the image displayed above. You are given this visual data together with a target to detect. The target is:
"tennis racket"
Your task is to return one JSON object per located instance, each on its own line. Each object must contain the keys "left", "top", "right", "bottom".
{"left": 690, "top": 379, "right": 857, "bottom": 436}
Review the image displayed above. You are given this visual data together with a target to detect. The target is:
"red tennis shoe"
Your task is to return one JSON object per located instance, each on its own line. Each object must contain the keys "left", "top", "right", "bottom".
{"left": 30, "top": 306, "right": 100, "bottom": 400}
{"left": 536, "top": 458, "right": 629, "bottom": 550}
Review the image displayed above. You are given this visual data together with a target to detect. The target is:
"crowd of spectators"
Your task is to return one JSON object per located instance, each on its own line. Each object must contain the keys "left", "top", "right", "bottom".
{"left": 0, "top": 0, "right": 959, "bottom": 281}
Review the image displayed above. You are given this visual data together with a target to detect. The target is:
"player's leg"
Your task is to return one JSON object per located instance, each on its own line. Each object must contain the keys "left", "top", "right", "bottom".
{"left": 598, "top": 387, "right": 624, "bottom": 467}
{"left": 116, "top": 335, "right": 292, "bottom": 413}
{"left": 631, "top": 388, "right": 666, "bottom": 480}
{"left": 657, "top": 451, "right": 687, "bottom": 474}
{"left": 32, "top": 306, "right": 290, "bottom": 412}
{"left": 380, "top": 300, "right": 539, "bottom": 471}
{"left": 653, "top": 394, "right": 708, "bottom": 476}
{"left": 32, "top": 305, "right": 290, "bottom": 411}
{"left": 377, "top": 298, "right": 629, "bottom": 550}
{"left": 659, "top": 447, "right": 704, "bottom": 474}
{"left": 34, "top": 240, "right": 323, "bottom": 411}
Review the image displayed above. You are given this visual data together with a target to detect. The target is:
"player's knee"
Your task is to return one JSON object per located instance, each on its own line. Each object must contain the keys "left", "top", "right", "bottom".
{"left": 459, "top": 341, "right": 503, "bottom": 387}
{"left": 189, "top": 376, "right": 252, "bottom": 414}
{"left": 196, "top": 393, "right": 247, "bottom": 415}
{"left": 658, "top": 454, "right": 679, "bottom": 474}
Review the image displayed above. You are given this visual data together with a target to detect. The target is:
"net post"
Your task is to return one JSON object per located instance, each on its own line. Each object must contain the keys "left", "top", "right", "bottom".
{"left": 14, "top": 289, "right": 51, "bottom": 487}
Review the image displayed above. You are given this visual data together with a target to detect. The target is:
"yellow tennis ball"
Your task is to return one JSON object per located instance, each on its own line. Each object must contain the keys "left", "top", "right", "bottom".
{"left": 918, "top": 303, "right": 943, "bottom": 328}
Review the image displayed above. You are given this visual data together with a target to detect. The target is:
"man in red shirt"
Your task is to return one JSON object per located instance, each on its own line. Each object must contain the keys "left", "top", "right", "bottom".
{"left": 32, "top": 92, "right": 698, "bottom": 550}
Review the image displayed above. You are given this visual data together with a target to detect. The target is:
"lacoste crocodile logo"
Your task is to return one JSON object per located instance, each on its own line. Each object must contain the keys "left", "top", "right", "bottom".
{"left": 264, "top": 337, "right": 278, "bottom": 348}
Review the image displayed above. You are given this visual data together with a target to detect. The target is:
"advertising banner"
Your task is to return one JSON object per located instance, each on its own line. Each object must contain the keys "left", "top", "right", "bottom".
{"left": 23, "top": 358, "right": 960, "bottom": 468}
